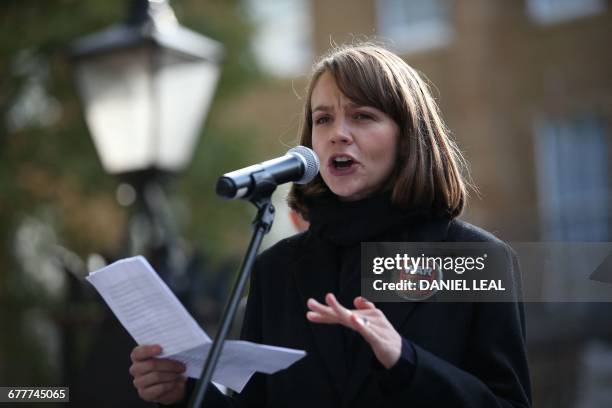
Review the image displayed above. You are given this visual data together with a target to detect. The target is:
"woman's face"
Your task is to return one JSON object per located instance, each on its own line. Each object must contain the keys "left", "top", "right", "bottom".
{"left": 311, "top": 72, "right": 399, "bottom": 201}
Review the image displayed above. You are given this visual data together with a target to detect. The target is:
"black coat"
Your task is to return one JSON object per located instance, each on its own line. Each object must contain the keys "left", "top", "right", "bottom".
{"left": 196, "top": 217, "right": 532, "bottom": 408}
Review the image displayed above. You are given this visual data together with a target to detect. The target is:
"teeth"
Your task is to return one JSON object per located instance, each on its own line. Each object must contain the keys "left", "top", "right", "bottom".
{"left": 333, "top": 156, "right": 352, "bottom": 163}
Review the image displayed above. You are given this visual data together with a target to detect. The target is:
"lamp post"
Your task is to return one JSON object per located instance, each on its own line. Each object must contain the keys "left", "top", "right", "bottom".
{"left": 69, "top": 0, "right": 223, "bottom": 288}
{"left": 64, "top": 3, "right": 222, "bottom": 401}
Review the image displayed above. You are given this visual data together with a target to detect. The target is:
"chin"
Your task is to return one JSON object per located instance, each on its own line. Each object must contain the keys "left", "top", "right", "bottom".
{"left": 322, "top": 177, "right": 366, "bottom": 200}
{"left": 327, "top": 184, "right": 353, "bottom": 198}
{"left": 330, "top": 188, "right": 366, "bottom": 201}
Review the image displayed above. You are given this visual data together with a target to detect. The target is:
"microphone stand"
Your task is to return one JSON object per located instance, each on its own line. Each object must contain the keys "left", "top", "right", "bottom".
{"left": 189, "top": 171, "right": 277, "bottom": 407}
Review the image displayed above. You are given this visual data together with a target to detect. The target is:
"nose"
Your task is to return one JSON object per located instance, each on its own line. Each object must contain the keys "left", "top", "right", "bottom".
{"left": 330, "top": 119, "right": 353, "bottom": 145}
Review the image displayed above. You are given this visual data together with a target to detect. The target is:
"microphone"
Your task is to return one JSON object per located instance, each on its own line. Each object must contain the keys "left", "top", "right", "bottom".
{"left": 216, "top": 146, "right": 320, "bottom": 199}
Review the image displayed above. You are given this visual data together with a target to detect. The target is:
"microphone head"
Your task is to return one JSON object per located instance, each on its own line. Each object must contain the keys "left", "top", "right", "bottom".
{"left": 288, "top": 146, "right": 320, "bottom": 184}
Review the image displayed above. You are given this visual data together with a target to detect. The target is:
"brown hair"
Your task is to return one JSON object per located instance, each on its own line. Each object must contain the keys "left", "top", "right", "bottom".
{"left": 288, "top": 43, "right": 469, "bottom": 219}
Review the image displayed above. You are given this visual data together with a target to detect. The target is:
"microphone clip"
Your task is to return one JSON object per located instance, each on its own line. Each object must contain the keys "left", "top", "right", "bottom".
{"left": 249, "top": 170, "right": 277, "bottom": 233}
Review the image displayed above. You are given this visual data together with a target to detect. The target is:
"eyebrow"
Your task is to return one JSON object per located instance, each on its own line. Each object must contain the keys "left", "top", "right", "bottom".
{"left": 312, "top": 105, "right": 332, "bottom": 113}
{"left": 312, "top": 102, "right": 366, "bottom": 113}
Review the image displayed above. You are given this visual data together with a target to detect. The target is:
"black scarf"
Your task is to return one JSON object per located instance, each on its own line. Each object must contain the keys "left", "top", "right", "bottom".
{"left": 307, "top": 192, "right": 432, "bottom": 247}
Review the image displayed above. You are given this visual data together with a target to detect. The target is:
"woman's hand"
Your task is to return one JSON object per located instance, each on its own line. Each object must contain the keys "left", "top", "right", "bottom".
{"left": 129, "top": 344, "right": 188, "bottom": 404}
{"left": 306, "top": 293, "right": 402, "bottom": 369}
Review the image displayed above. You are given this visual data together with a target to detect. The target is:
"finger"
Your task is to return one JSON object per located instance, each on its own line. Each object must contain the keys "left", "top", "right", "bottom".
{"left": 349, "top": 312, "right": 379, "bottom": 344}
{"left": 306, "top": 311, "right": 339, "bottom": 324}
{"left": 354, "top": 296, "right": 376, "bottom": 310}
{"left": 325, "top": 293, "right": 352, "bottom": 322}
{"left": 349, "top": 309, "right": 381, "bottom": 324}
{"left": 132, "top": 358, "right": 186, "bottom": 376}
{"left": 133, "top": 371, "right": 185, "bottom": 389}
{"left": 130, "top": 358, "right": 186, "bottom": 377}
{"left": 308, "top": 309, "right": 375, "bottom": 334}
{"left": 156, "top": 379, "right": 187, "bottom": 405}
{"left": 307, "top": 298, "right": 335, "bottom": 316}
{"left": 138, "top": 381, "right": 181, "bottom": 402}
{"left": 131, "top": 345, "right": 163, "bottom": 362}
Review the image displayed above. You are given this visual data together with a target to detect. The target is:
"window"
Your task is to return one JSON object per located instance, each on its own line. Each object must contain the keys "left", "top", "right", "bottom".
{"left": 377, "top": 0, "right": 452, "bottom": 55}
{"left": 527, "top": 0, "right": 606, "bottom": 25}
{"left": 533, "top": 115, "right": 610, "bottom": 241}
{"left": 243, "top": 0, "right": 313, "bottom": 77}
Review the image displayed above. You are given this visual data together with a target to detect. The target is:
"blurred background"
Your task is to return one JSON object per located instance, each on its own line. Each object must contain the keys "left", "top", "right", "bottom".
{"left": 0, "top": 0, "right": 611, "bottom": 407}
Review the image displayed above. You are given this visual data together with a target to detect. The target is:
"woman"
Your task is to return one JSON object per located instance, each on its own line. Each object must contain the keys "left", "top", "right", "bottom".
{"left": 129, "top": 43, "right": 532, "bottom": 407}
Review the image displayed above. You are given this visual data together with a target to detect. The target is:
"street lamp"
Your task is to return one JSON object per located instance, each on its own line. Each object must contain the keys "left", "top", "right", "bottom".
{"left": 70, "top": 0, "right": 223, "bottom": 175}
{"left": 69, "top": 0, "right": 223, "bottom": 285}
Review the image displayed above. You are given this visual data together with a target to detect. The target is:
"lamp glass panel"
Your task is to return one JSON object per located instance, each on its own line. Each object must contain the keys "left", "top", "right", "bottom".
{"left": 155, "top": 50, "right": 220, "bottom": 171}
{"left": 75, "top": 47, "right": 154, "bottom": 174}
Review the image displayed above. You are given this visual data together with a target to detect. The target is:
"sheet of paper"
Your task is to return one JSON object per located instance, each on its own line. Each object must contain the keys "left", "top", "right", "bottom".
{"left": 215, "top": 341, "right": 306, "bottom": 392}
{"left": 168, "top": 341, "right": 306, "bottom": 392}
{"left": 86, "top": 256, "right": 306, "bottom": 393}
{"left": 86, "top": 256, "right": 209, "bottom": 357}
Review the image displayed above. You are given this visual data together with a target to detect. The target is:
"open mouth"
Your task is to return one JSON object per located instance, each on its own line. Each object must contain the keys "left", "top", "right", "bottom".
{"left": 331, "top": 155, "right": 355, "bottom": 169}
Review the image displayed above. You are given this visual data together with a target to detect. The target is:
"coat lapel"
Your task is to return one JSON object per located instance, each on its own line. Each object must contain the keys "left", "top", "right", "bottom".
{"left": 292, "top": 234, "right": 348, "bottom": 397}
{"left": 341, "top": 301, "right": 420, "bottom": 406}
{"left": 342, "top": 216, "right": 452, "bottom": 406}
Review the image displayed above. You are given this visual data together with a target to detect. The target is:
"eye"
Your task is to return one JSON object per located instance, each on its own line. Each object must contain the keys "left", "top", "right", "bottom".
{"left": 354, "top": 112, "right": 375, "bottom": 121}
{"left": 314, "top": 115, "right": 331, "bottom": 125}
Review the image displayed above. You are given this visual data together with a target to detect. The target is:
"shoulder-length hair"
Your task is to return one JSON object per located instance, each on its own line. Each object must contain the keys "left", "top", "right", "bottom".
{"left": 288, "top": 43, "right": 469, "bottom": 220}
